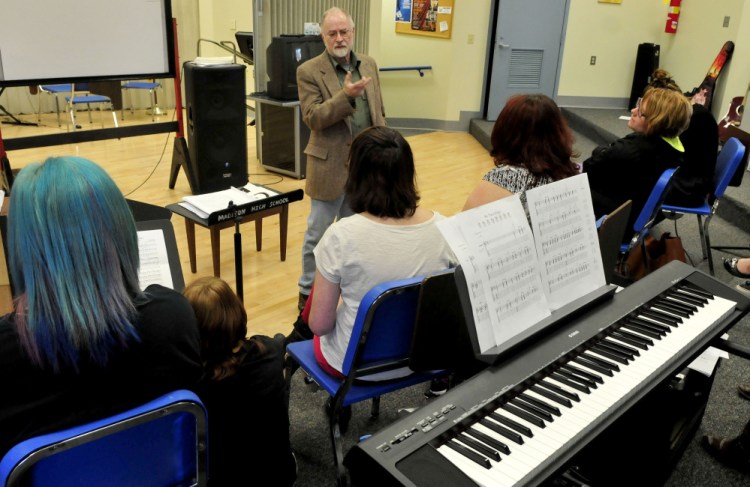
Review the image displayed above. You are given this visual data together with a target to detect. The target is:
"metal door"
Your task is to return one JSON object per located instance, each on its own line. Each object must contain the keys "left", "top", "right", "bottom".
{"left": 486, "top": 0, "right": 568, "bottom": 120}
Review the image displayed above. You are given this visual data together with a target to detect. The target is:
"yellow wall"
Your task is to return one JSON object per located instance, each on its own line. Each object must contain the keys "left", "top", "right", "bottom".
{"left": 187, "top": 0, "right": 748, "bottom": 125}
{"left": 560, "top": 0, "right": 746, "bottom": 117}
{"left": 368, "top": 0, "right": 491, "bottom": 123}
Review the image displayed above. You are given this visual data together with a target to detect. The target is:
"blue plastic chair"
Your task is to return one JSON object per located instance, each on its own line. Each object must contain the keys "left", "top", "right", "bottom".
{"left": 620, "top": 167, "right": 678, "bottom": 255}
{"left": 286, "top": 276, "right": 449, "bottom": 486}
{"left": 37, "top": 84, "right": 73, "bottom": 127}
{"left": 65, "top": 83, "right": 118, "bottom": 130}
{"left": 661, "top": 137, "right": 746, "bottom": 275}
{"left": 0, "top": 390, "right": 208, "bottom": 487}
{"left": 121, "top": 81, "right": 163, "bottom": 121}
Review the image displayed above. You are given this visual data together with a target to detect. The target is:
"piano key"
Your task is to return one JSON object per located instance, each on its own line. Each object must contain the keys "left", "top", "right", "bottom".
{"left": 600, "top": 337, "right": 640, "bottom": 357}
{"left": 465, "top": 427, "right": 511, "bottom": 454}
{"left": 495, "top": 406, "right": 542, "bottom": 432}
{"left": 590, "top": 343, "right": 631, "bottom": 364}
{"left": 580, "top": 351, "right": 620, "bottom": 372}
{"left": 679, "top": 283, "right": 714, "bottom": 300}
{"left": 437, "top": 444, "right": 511, "bottom": 486}
{"left": 670, "top": 289, "right": 708, "bottom": 306}
{"left": 572, "top": 355, "right": 614, "bottom": 376}
{"left": 560, "top": 363, "right": 604, "bottom": 383}
{"left": 621, "top": 321, "right": 664, "bottom": 339}
{"left": 662, "top": 295, "right": 699, "bottom": 313}
{"left": 539, "top": 378, "right": 580, "bottom": 401}
{"left": 445, "top": 440, "right": 491, "bottom": 469}
{"left": 530, "top": 384, "right": 573, "bottom": 407}
{"left": 555, "top": 368, "right": 598, "bottom": 389}
{"left": 518, "top": 392, "right": 562, "bottom": 416}
{"left": 629, "top": 316, "right": 671, "bottom": 333}
{"left": 650, "top": 301, "right": 691, "bottom": 317}
{"left": 640, "top": 307, "right": 682, "bottom": 324}
{"left": 479, "top": 417, "right": 524, "bottom": 444}
{"left": 638, "top": 309, "right": 682, "bottom": 327}
{"left": 510, "top": 397, "right": 554, "bottom": 422}
{"left": 455, "top": 434, "right": 502, "bottom": 462}
{"left": 610, "top": 329, "right": 652, "bottom": 349}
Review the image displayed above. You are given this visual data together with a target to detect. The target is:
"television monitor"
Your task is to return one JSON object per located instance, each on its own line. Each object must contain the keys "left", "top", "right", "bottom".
{"left": 0, "top": 0, "right": 175, "bottom": 87}
{"left": 234, "top": 31, "right": 254, "bottom": 65}
{"left": 266, "top": 35, "right": 325, "bottom": 100}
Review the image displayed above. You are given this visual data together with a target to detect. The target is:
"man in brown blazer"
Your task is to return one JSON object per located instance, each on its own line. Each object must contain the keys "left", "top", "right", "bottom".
{"left": 296, "top": 6, "right": 386, "bottom": 310}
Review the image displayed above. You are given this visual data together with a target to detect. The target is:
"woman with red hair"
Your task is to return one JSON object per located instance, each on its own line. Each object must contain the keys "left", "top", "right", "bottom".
{"left": 464, "top": 93, "right": 579, "bottom": 211}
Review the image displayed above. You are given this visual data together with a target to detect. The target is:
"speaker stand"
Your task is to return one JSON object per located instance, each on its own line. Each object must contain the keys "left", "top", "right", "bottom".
{"left": 169, "top": 136, "right": 194, "bottom": 192}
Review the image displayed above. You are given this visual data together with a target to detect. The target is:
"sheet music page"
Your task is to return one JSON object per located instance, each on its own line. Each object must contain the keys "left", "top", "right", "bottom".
{"left": 137, "top": 229, "right": 174, "bottom": 290}
{"left": 526, "top": 173, "right": 606, "bottom": 309}
{"left": 437, "top": 195, "right": 552, "bottom": 353}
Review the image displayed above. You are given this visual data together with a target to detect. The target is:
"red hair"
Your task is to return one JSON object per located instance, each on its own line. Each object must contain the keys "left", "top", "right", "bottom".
{"left": 490, "top": 94, "right": 578, "bottom": 180}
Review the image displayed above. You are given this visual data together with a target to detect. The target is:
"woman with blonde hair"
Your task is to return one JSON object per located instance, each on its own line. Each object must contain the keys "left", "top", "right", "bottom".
{"left": 583, "top": 87, "right": 692, "bottom": 231}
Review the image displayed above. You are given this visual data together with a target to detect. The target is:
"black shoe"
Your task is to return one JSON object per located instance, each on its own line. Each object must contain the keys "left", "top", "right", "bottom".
{"left": 738, "top": 384, "right": 750, "bottom": 401}
{"left": 702, "top": 434, "right": 750, "bottom": 472}
{"left": 325, "top": 397, "right": 352, "bottom": 435}
{"left": 298, "top": 292, "right": 309, "bottom": 312}
{"left": 724, "top": 258, "right": 750, "bottom": 278}
{"left": 424, "top": 377, "right": 449, "bottom": 398}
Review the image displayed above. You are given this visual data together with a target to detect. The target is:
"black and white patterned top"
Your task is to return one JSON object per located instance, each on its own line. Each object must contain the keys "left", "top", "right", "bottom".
{"left": 482, "top": 165, "right": 554, "bottom": 213}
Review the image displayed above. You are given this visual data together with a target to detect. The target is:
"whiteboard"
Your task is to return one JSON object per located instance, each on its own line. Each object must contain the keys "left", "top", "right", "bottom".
{"left": 0, "top": 0, "right": 174, "bottom": 86}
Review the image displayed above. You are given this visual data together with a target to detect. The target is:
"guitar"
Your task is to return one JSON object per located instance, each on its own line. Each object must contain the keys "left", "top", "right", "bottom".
{"left": 718, "top": 95, "right": 745, "bottom": 142}
{"left": 687, "top": 41, "right": 734, "bottom": 111}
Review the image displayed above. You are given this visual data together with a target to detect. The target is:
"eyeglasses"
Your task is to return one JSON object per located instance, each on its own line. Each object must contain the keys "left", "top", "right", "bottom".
{"left": 325, "top": 28, "right": 352, "bottom": 39}
{"left": 635, "top": 97, "right": 647, "bottom": 118}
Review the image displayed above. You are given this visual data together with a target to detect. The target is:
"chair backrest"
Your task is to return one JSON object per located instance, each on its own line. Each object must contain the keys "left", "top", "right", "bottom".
{"left": 597, "top": 200, "right": 633, "bottom": 283}
{"left": 340, "top": 276, "right": 424, "bottom": 377}
{"left": 631, "top": 167, "right": 677, "bottom": 233}
{"left": 0, "top": 390, "right": 208, "bottom": 487}
{"left": 712, "top": 137, "right": 746, "bottom": 200}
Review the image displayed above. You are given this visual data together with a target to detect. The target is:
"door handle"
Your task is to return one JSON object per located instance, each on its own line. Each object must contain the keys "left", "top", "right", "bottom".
{"left": 497, "top": 42, "right": 510, "bottom": 49}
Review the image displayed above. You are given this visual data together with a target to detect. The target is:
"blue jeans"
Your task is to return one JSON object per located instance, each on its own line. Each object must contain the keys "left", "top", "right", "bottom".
{"left": 298, "top": 195, "right": 353, "bottom": 295}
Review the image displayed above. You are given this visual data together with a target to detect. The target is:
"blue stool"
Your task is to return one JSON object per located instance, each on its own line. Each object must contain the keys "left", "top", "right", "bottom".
{"left": 121, "top": 81, "right": 162, "bottom": 121}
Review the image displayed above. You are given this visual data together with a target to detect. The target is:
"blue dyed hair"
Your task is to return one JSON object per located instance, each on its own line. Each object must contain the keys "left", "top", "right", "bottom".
{"left": 8, "top": 157, "right": 142, "bottom": 371}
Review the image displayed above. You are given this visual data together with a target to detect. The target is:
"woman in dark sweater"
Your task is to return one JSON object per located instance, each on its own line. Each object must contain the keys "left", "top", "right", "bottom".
{"left": 0, "top": 157, "right": 203, "bottom": 458}
{"left": 583, "top": 87, "right": 692, "bottom": 231}
{"left": 185, "top": 276, "right": 296, "bottom": 487}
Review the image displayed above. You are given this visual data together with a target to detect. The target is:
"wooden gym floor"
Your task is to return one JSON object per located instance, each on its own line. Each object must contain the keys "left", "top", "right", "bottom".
{"left": 0, "top": 108, "right": 491, "bottom": 337}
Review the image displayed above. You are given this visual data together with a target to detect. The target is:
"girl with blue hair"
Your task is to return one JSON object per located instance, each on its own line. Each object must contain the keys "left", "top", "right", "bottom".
{"left": 0, "top": 156, "right": 203, "bottom": 458}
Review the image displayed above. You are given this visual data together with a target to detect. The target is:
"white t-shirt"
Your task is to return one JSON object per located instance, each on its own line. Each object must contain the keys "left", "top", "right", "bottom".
{"left": 313, "top": 212, "right": 456, "bottom": 373}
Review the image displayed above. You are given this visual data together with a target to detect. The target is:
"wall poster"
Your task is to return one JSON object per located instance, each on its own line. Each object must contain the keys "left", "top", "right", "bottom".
{"left": 395, "top": 0, "right": 454, "bottom": 39}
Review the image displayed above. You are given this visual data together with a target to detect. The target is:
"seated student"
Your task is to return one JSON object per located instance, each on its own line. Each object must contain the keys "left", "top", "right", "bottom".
{"left": 646, "top": 69, "right": 720, "bottom": 207}
{"left": 308, "top": 126, "right": 455, "bottom": 379}
{"left": 463, "top": 93, "right": 579, "bottom": 211}
{"left": 583, "top": 87, "right": 692, "bottom": 231}
{"left": 185, "top": 276, "right": 295, "bottom": 487}
{"left": 0, "top": 156, "right": 203, "bottom": 458}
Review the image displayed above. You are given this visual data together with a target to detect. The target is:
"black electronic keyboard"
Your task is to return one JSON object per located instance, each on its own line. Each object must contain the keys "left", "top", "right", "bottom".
{"left": 345, "top": 262, "right": 750, "bottom": 486}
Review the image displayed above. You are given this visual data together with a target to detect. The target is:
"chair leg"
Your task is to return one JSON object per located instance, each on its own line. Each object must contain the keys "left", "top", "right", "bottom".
{"left": 696, "top": 214, "right": 707, "bottom": 259}
{"left": 370, "top": 396, "right": 381, "bottom": 419}
{"left": 704, "top": 215, "right": 714, "bottom": 276}
{"left": 110, "top": 103, "right": 119, "bottom": 128}
{"left": 87, "top": 103, "right": 94, "bottom": 125}
{"left": 328, "top": 398, "right": 349, "bottom": 487}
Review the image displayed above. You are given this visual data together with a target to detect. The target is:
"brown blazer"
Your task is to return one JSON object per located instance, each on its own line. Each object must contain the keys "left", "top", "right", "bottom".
{"left": 296, "top": 51, "right": 386, "bottom": 201}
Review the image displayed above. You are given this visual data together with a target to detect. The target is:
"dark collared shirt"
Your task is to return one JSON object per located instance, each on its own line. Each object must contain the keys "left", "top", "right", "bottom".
{"left": 329, "top": 51, "right": 372, "bottom": 138}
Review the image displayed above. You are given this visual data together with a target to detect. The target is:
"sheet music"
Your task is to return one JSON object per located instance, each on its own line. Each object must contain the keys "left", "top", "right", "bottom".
{"left": 137, "top": 229, "right": 174, "bottom": 290}
{"left": 437, "top": 195, "right": 551, "bottom": 353}
{"left": 526, "top": 173, "right": 606, "bottom": 309}
{"left": 179, "top": 183, "right": 279, "bottom": 217}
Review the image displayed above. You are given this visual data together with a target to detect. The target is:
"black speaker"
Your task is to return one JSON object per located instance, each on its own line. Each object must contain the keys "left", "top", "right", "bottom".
{"left": 184, "top": 62, "right": 248, "bottom": 194}
{"left": 628, "top": 43, "right": 660, "bottom": 110}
